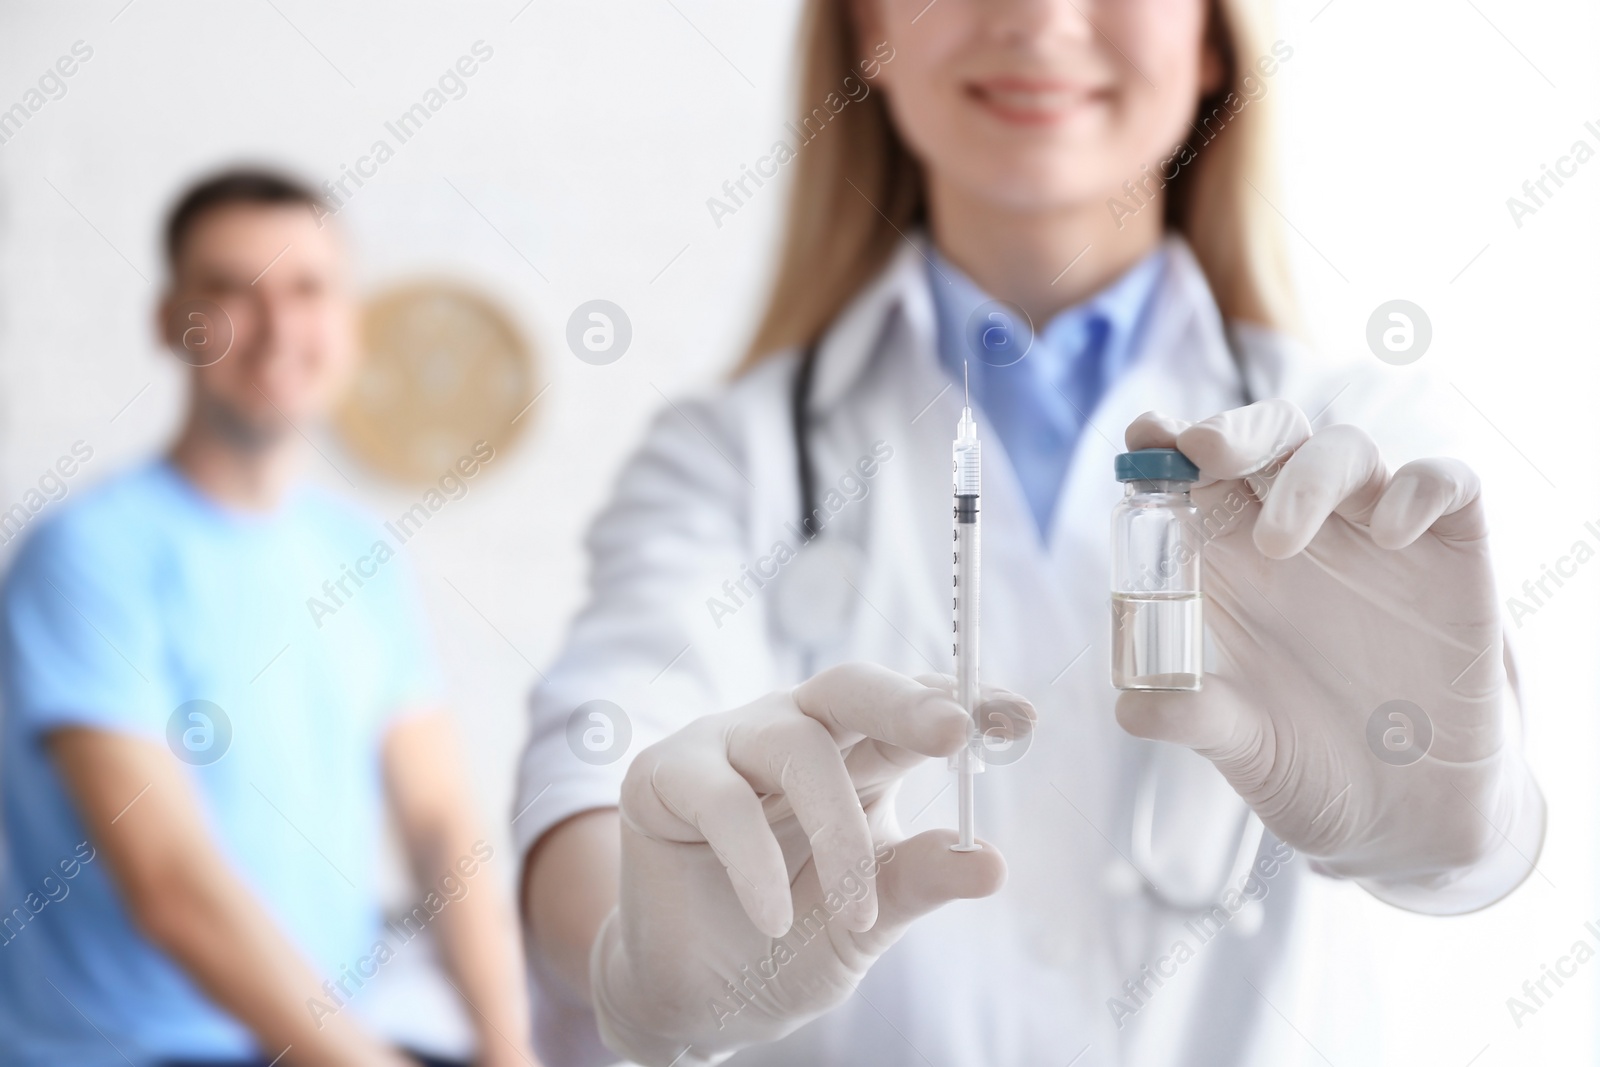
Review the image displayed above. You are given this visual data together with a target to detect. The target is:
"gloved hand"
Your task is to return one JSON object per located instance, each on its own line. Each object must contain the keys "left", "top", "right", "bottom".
{"left": 1118, "top": 400, "right": 1545, "bottom": 914}
{"left": 589, "top": 662, "right": 1034, "bottom": 1066}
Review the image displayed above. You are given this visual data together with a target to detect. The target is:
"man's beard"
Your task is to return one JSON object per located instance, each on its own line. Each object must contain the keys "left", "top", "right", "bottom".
{"left": 198, "top": 391, "right": 293, "bottom": 453}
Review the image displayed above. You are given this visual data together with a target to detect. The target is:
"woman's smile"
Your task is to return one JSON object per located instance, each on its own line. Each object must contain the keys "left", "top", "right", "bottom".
{"left": 964, "top": 74, "right": 1112, "bottom": 128}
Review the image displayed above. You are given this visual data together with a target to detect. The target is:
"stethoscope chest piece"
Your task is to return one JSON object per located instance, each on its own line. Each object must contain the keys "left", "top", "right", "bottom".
{"left": 771, "top": 536, "right": 865, "bottom": 648}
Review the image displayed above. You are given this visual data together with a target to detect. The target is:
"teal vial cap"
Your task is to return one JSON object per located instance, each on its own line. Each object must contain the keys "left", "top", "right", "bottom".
{"left": 1114, "top": 448, "right": 1199, "bottom": 483}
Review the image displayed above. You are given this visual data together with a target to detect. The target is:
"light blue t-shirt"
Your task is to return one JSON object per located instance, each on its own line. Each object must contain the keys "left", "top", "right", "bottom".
{"left": 0, "top": 460, "right": 442, "bottom": 1066}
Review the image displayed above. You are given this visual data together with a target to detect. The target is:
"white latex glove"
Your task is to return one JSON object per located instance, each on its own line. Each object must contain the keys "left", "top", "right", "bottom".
{"left": 1118, "top": 400, "right": 1545, "bottom": 914}
{"left": 590, "top": 662, "right": 1035, "bottom": 1066}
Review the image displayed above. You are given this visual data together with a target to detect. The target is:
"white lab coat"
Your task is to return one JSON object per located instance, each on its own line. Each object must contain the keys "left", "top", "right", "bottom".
{"left": 515, "top": 236, "right": 1452, "bottom": 1066}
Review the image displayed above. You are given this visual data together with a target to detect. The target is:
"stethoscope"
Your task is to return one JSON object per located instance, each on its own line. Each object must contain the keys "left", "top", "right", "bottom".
{"left": 776, "top": 306, "right": 1271, "bottom": 919}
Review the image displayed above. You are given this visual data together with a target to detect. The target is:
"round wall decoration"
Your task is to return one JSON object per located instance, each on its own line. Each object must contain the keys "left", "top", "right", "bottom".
{"left": 337, "top": 281, "right": 538, "bottom": 484}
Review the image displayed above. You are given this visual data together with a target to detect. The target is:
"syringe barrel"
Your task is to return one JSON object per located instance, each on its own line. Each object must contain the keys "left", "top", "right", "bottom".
{"left": 950, "top": 498, "right": 981, "bottom": 772}
{"left": 953, "top": 440, "right": 981, "bottom": 496}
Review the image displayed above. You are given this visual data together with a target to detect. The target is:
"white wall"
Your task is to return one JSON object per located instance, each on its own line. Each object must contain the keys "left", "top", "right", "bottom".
{"left": 0, "top": 0, "right": 1594, "bottom": 1063}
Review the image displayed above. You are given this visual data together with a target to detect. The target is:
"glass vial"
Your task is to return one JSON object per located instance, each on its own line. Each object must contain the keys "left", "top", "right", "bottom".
{"left": 1111, "top": 448, "right": 1203, "bottom": 691}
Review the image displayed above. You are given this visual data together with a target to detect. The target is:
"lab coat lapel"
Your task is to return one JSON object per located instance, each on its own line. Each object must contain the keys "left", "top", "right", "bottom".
{"left": 784, "top": 239, "right": 964, "bottom": 677}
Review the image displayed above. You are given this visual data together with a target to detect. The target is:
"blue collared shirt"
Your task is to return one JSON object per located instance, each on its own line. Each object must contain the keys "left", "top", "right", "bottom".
{"left": 927, "top": 244, "right": 1167, "bottom": 540}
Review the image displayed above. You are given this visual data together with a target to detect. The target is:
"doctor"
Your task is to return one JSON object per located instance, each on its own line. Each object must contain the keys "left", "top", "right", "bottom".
{"left": 517, "top": 0, "right": 1545, "bottom": 1064}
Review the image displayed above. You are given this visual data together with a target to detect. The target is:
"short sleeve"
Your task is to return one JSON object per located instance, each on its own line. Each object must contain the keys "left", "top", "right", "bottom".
{"left": 371, "top": 554, "right": 446, "bottom": 717}
{"left": 303, "top": 491, "right": 450, "bottom": 725}
{"left": 1, "top": 514, "right": 175, "bottom": 741}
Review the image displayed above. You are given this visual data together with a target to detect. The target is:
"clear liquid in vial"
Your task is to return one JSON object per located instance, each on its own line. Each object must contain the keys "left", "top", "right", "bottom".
{"left": 1112, "top": 591, "right": 1203, "bottom": 691}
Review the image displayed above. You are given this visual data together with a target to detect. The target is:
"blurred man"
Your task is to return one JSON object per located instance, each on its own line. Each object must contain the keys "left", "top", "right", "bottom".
{"left": 0, "top": 170, "right": 538, "bottom": 1067}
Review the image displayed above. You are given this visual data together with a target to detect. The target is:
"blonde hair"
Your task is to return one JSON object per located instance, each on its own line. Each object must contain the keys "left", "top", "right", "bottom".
{"left": 740, "top": 0, "right": 1295, "bottom": 370}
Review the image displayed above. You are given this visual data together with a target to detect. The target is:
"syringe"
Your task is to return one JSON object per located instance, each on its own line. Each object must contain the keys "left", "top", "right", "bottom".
{"left": 950, "top": 363, "right": 983, "bottom": 853}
